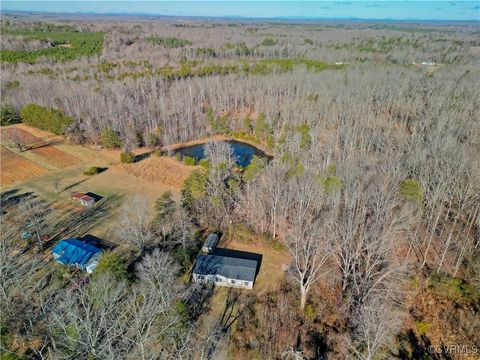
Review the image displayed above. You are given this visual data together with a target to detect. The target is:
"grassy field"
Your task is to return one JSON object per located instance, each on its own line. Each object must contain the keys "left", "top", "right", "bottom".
{"left": 1, "top": 125, "right": 195, "bottom": 248}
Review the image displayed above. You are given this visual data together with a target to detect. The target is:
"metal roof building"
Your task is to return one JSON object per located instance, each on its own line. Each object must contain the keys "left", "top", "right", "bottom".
{"left": 201, "top": 233, "right": 220, "bottom": 253}
{"left": 192, "top": 254, "right": 258, "bottom": 289}
{"left": 52, "top": 238, "right": 102, "bottom": 273}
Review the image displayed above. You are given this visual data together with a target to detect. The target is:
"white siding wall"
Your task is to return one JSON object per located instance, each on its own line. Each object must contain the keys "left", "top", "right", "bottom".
{"left": 193, "top": 273, "right": 253, "bottom": 289}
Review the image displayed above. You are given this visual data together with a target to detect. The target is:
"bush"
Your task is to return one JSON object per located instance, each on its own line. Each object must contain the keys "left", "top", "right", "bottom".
{"left": 100, "top": 128, "right": 121, "bottom": 148}
{"left": 243, "top": 155, "right": 266, "bottom": 182}
{"left": 83, "top": 166, "right": 100, "bottom": 176}
{"left": 120, "top": 151, "right": 135, "bottom": 163}
{"left": 93, "top": 252, "right": 128, "bottom": 281}
{"left": 400, "top": 179, "right": 423, "bottom": 207}
{"left": 319, "top": 175, "right": 341, "bottom": 194}
{"left": 152, "top": 149, "right": 164, "bottom": 157}
{"left": 0, "top": 105, "right": 21, "bottom": 126}
{"left": 198, "top": 158, "right": 210, "bottom": 169}
{"left": 145, "top": 132, "right": 160, "bottom": 147}
{"left": 20, "top": 103, "right": 72, "bottom": 134}
{"left": 414, "top": 321, "right": 430, "bottom": 335}
{"left": 183, "top": 156, "right": 196, "bottom": 166}
{"left": 5, "top": 80, "right": 20, "bottom": 89}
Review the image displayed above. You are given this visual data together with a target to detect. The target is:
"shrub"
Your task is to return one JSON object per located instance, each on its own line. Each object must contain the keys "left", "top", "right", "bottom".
{"left": 428, "top": 274, "right": 478, "bottom": 303}
{"left": 120, "top": 151, "right": 135, "bottom": 163}
{"left": 243, "top": 155, "right": 266, "bottom": 182}
{"left": 319, "top": 175, "right": 341, "bottom": 194}
{"left": 83, "top": 166, "right": 100, "bottom": 176}
{"left": 5, "top": 80, "right": 20, "bottom": 89}
{"left": 0, "top": 105, "right": 21, "bottom": 126}
{"left": 93, "top": 252, "right": 128, "bottom": 281}
{"left": 198, "top": 158, "right": 210, "bottom": 169}
{"left": 183, "top": 156, "right": 196, "bottom": 166}
{"left": 152, "top": 149, "right": 164, "bottom": 157}
{"left": 100, "top": 128, "right": 121, "bottom": 148}
{"left": 145, "top": 132, "right": 160, "bottom": 147}
{"left": 304, "top": 304, "right": 317, "bottom": 321}
{"left": 414, "top": 320, "right": 430, "bottom": 335}
{"left": 20, "top": 103, "right": 72, "bottom": 134}
{"left": 400, "top": 179, "right": 423, "bottom": 207}
{"left": 181, "top": 170, "right": 207, "bottom": 209}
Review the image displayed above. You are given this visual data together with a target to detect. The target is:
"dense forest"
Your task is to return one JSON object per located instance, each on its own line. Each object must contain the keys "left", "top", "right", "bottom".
{"left": 1, "top": 15, "right": 479, "bottom": 360}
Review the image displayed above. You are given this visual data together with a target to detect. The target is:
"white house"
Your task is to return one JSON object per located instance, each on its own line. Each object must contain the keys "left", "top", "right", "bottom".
{"left": 192, "top": 254, "right": 258, "bottom": 290}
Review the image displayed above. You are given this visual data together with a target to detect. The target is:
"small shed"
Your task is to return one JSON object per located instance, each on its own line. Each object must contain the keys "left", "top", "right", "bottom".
{"left": 71, "top": 192, "right": 95, "bottom": 207}
{"left": 52, "top": 238, "right": 102, "bottom": 273}
{"left": 192, "top": 254, "right": 257, "bottom": 289}
{"left": 201, "top": 233, "right": 220, "bottom": 253}
{"left": 79, "top": 195, "right": 95, "bottom": 207}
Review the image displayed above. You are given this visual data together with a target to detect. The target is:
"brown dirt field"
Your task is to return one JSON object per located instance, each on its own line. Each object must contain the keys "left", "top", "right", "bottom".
{"left": 2, "top": 126, "right": 46, "bottom": 148}
{"left": 15, "top": 124, "right": 60, "bottom": 141}
{"left": 2, "top": 127, "right": 80, "bottom": 168}
{"left": 30, "top": 145, "right": 80, "bottom": 167}
{"left": 111, "top": 156, "right": 196, "bottom": 188}
{"left": 1, "top": 146, "right": 48, "bottom": 187}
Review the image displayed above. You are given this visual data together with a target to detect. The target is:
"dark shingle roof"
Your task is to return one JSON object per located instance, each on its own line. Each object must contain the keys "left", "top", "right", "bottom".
{"left": 203, "top": 233, "right": 219, "bottom": 249}
{"left": 193, "top": 254, "right": 257, "bottom": 282}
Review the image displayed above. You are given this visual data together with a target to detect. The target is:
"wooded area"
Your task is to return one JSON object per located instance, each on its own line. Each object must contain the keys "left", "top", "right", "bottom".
{"left": 1, "top": 16, "right": 479, "bottom": 360}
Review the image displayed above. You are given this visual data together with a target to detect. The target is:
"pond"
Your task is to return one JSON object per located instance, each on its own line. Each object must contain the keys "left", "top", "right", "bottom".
{"left": 174, "top": 140, "right": 269, "bottom": 167}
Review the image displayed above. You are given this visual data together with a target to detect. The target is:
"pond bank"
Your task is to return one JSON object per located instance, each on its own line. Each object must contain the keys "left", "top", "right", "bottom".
{"left": 162, "top": 135, "right": 272, "bottom": 157}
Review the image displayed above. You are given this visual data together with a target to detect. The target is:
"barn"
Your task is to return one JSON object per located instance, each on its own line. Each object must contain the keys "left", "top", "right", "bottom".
{"left": 192, "top": 254, "right": 258, "bottom": 289}
{"left": 52, "top": 238, "right": 102, "bottom": 273}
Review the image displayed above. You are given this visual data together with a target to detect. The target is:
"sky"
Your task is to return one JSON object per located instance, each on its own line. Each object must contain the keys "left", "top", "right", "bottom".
{"left": 1, "top": 1, "right": 479, "bottom": 21}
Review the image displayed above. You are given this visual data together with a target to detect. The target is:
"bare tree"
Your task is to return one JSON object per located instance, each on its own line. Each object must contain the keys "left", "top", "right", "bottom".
{"left": 350, "top": 298, "right": 404, "bottom": 360}
{"left": 283, "top": 175, "right": 330, "bottom": 311}
{"left": 49, "top": 274, "right": 130, "bottom": 359}
{"left": 18, "top": 196, "right": 52, "bottom": 250}
{"left": 7, "top": 127, "right": 28, "bottom": 152}
{"left": 118, "top": 195, "right": 154, "bottom": 254}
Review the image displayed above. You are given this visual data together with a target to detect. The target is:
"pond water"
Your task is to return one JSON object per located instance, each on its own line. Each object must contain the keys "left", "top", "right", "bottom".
{"left": 174, "top": 140, "right": 269, "bottom": 167}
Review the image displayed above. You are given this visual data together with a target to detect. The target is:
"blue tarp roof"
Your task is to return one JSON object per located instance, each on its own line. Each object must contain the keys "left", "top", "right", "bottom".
{"left": 52, "top": 238, "right": 102, "bottom": 267}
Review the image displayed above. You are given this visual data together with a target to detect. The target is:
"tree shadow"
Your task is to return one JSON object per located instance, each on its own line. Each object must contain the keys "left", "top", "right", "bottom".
{"left": 1, "top": 189, "right": 35, "bottom": 210}
{"left": 218, "top": 288, "right": 243, "bottom": 331}
{"left": 47, "top": 193, "right": 124, "bottom": 247}
{"left": 61, "top": 177, "right": 90, "bottom": 192}
{"left": 134, "top": 152, "right": 152, "bottom": 162}
{"left": 81, "top": 233, "right": 116, "bottom": 251}
{"left": 397, "top": 329, "right": 445, "bottom": 360}
{"left": 185, "top": 284, "right": 214, "bottom": 321}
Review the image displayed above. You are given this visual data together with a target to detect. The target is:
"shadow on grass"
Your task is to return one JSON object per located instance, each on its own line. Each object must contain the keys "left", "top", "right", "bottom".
{"left": 134, "top": 152, "right": 152, "bottom": 162}
{"left": 1, "top": 189, "right": 35, "bottom": 209}
{"left": 48, "top": 193, "right": 124, "bottom": 247}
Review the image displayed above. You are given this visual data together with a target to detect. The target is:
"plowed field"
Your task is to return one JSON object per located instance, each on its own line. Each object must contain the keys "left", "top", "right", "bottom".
{"left": 2, "top": 127, "right": 80, "bottom": 168}
{"left": 1, "top": 146, "right": 48, "bottom": 186}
